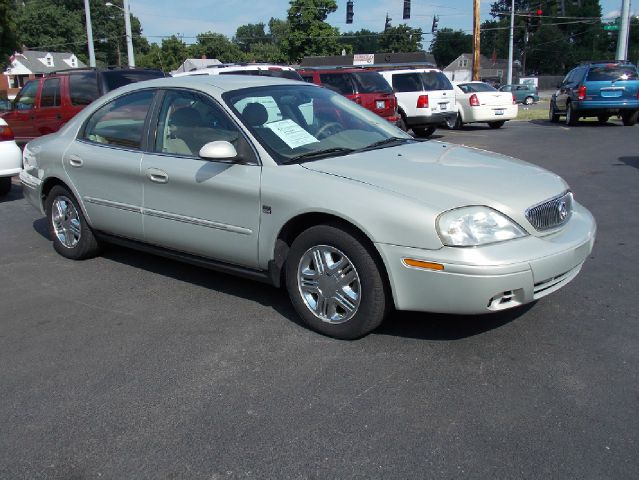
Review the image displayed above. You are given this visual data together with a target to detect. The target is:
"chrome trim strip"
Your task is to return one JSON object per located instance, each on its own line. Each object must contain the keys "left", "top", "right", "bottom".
{"left": 84, "top": 197, "right": 142, "bottom": 214}
{"left": 143, "top": 208, "right": 252, "bottom": 235}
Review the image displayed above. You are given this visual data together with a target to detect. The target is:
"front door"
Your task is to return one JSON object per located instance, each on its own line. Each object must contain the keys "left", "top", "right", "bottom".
{"left": 141, "top": 89, "right": 262, "bottom": 268}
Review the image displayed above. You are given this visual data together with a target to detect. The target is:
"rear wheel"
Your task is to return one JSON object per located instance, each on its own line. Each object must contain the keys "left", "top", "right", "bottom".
{"left": 445, "top": 114, "right": 458, "bottom": 129}
{"left": 397, "top": 114, "right": 407, "bottom": 132}
{"left": 453, "top": 114, "right": 463, "bottom": 129}
{"left": 285, "top": 224, "right": 389, "bottom": 339}
{"left": 622, "top": 111, "right": 638, "bottom": 126}
{"left": 0, "top": 177, "right": 11, "bottom": 196}
{"left": 45, "top": 185, "right": 100, "bottom": 260}
{"left": 523, "top": 96, "right": 534, "bottom": 105}
{"left": 412, "top": 126, "right": 436, "bottom": 138}
{"left": 565, "top": 102, "right": 578, "bottom": 126}
{"left": 488, "top": 121, "right": 505, "bottom": 129}
{"left": 597, "top": 115, "right": 610, "bottom": 124}
{"left": 549, "top": 101, "right": 560, "bottom": 123}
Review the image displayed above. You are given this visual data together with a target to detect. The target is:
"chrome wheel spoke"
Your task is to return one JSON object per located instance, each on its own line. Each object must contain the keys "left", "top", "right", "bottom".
{"left": 312, "top": 248, "right": 327, "bottom": 275}
{"left": 336, "top": 264, "right": 357, "bottom": 289}
{"left": 51, "top": 196, "right": 81, "bottom": 249}
{"left": 333, "top": 291, "right": 357, "bottom": 316}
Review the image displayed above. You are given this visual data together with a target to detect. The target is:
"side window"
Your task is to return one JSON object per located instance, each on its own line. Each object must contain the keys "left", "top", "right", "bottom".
{"left": 14, "top": 81, "right": 39, "bottom": 110}
{"left": 40, "top": 78, "right": 61, "bottom": 108}
{"left": 70, "top": 72, "right": 99, "bottom": 106}
{"left": 563, "top": 70, "right": 575, "bottom": 85}
{"left": 82, "top": 90, "right": 154, "bottom": 149}
{"left": 319, "top": 73, "right": 355, "bottom": 95}
{"left": 154, "top": 89, "right": 243, "bottom": 157}
{"left": 392, "top": 73, "right": 422, "bottom": 92}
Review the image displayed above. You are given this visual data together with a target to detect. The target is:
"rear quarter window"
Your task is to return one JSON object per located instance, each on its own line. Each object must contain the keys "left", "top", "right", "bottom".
{"left": 70, "top": 72, "right": 100, "bottom": 106}
{"left": 420, "top": 72, "right": 453, "bottom": 91}
{"left": 351, "top": 72, "right": 392, "bottom": 94}
{"left": 319, "top": 73, "right": 355, "bottom": 95}
{"left": 392, "top": 73, "right": 422, "bottom": 93}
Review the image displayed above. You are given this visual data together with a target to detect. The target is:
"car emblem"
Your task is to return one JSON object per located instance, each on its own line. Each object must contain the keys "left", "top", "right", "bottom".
{"left": 558, "top": 201, "right": 568, "bottom": 221}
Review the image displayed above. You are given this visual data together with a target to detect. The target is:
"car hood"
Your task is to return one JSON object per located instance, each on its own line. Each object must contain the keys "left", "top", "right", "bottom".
{"left": 301, "top": 140, "right": 568, "bottom": 225}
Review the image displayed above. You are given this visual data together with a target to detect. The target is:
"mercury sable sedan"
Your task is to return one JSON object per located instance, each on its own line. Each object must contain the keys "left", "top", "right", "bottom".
{"left": 20, "top": 76, "right": 596, "bottom": 339}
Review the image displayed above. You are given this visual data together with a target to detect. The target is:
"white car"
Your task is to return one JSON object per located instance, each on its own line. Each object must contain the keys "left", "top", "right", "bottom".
{"left": 453, "top": 81, "right": 518, "bottom": 129}
{"left": 0, "top": 118, "right": 22, "bottom": 196}
{"left": 378, "top": 68, "right": 456, "bottom": 137}
{"left": 173, "top": 63, "right": 303, "bottom": 81}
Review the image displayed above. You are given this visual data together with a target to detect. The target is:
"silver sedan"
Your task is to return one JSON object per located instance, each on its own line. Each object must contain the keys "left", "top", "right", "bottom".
{"left": 20, "top": 75, "right": 596, "bottom": 339}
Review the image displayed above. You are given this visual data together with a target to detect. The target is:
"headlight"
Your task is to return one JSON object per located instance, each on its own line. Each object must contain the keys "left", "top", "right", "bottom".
{"left": 437, "top": 206, "right": 527, "bottom": 247}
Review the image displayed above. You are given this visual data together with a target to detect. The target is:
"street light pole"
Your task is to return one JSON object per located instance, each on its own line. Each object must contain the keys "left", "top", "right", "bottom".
{"left": 506, "top": 0, "right": 514, "bottom": 85}
{"left": 616, "top": 0, "right": 631, "bottom": 61}
{"left": 84, "top": 0, "right": 96, "bottom": 67}
{"left": 106, "top": 1, "right": 135, "bottom": 67}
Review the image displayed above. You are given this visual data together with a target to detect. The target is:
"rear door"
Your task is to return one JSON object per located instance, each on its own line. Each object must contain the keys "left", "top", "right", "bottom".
{"left": 34, "top": 76, "right": 65, "bottom": 136}
{"left": 584, "top": 65, "right": 639, "bottom": 103}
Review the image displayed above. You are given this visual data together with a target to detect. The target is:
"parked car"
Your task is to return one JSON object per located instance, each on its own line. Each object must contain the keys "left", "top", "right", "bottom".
{"left": 0, "top": 99, "right": 12, "bottom": 112}
{"left": 1, "top": 68, "right": 165, "bottom": 144}
{"left": 453, "top": 81, "right": 518, "bottom": 129}
{"left": 298, "top": 67, "right": 399, "bottom": 125}
{"left": 20, "top": 75, "right": 596, "bottom": 339}
{"left": 499, "top": 84, "right": 539, "bottom": 105}
{"left": 0, "top": 118, "right": 22, "bottom": 196}
{"left": 549, "top": 61, "right": 639, "bottom": 126}
{"left": 377, "top": 68, "right": 456, "bottom": 137}
{"left": 173, "top": 63, "right": 304, "bottom": 81}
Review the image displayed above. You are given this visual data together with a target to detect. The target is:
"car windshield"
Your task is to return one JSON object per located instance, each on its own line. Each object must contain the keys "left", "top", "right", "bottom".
{"left": 351, "top": 72, "right": 393, "bottom": 94}
{"left": 223, "top": 84, "right": 412, "bottom": 164}
{"left": 586, "top": 66, "right": 639, "bottom": 81}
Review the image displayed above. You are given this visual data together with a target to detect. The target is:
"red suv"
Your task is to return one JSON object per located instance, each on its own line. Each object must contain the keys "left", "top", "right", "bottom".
{"left": 2, "top": 68, "right": 165, "bottom": 144}
{"left": 298, "top": 68, "right": 399, "bottom": 124}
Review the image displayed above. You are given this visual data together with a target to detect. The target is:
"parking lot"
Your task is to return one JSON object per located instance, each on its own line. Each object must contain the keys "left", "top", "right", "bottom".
{"left": 1, "top": 118, "right": 638, "bottom": 478}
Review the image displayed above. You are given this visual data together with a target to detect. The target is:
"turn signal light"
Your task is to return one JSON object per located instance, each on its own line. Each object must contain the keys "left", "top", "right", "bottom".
{"left": 512, "top": 94, "right": 517, "bottom": 105}
{"left": 0, "top": 125, "right": 14, "bottom": 141}
{"left": 416, "top": 95, "right": 429, "bottom": 108}
{"left": 402, "top": 258, "right": 445, "bottom": 271}
{"left": 577, "top": 85, "right": 587, "bottom": 100}
{"left": 469, "top": 94, "right": 480, "bottom": 106}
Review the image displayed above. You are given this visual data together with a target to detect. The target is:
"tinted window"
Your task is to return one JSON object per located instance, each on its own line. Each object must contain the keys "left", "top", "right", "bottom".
{"left": 499, "top": 85, "right": 512, "bottom": 92}
{"left": 301, "top": 74, "right": 314, "bottom": 83}
{"left": 351, "top": 72, "right": 392, "bottom": 94}
{"left": 392, "top": 73, "right": 422, "bottom": 92}
{"left": 101, "top": 70, "right": 164, "bottom": 92}
{"left": 319, "top": 73, "right": 355, "bottom": 95}
{"left": 420, "top": 72, "right": 453, "bottom": 91}
{"left": 83, "top": 90, "right": 154, "bottom": 149}
{"left": 154, "top": 90, "right": 242, "bottom": 157}
{"left": 459, "top": 83, "right": 496, "bottom": 93}
{"left": 14, "top": 81, "right": 38, "bottom": 110}
{"left": 70, "top": 72, "right": 99, "bottom": 105}
{"left": 586, "top": 66, "right": 639, "bottom": 81}
{"left": 40, "top": 78, "right": 61, "bottom": 107}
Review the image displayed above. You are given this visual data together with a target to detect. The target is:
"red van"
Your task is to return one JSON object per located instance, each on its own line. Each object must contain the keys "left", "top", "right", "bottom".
{"left": 298, "top": 68, "right": 399, "bottom": 125}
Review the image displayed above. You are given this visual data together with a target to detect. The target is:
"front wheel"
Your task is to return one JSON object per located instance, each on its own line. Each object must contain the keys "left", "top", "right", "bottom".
{"left": 549, "top": 101, "right": 560, "bottom": 123}
{"left": 0, "top": 177, "right": 11, "bottom": 196}
{"left": 622, "top": 111, "right": 638, "bottom": 126}
{"left": 45, "top": 185, "right": 101, "bottom": 260}
{"left": 285, "top": 225, "right": 389, "bottom": 339}
{"left": 412, "top": 126, "right": 436, "bottom": 138}
{"left": 488, "top": 121, "right": 505, "bottom": 129}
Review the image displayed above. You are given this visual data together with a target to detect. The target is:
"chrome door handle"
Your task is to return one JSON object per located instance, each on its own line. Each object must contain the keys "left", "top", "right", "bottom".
{"left": 147, "top": 168, "right": 169, "bottom": 184}
{"left": 68, "top": 155, "right": 83, "bottom": 167}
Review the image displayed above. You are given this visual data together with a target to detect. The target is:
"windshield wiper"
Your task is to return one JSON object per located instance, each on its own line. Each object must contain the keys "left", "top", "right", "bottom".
{"left": 356, "top": 136, "right": 412, "bottom": 152}
{"left": 283, "top": 147, "right": 355, "bottom": 164}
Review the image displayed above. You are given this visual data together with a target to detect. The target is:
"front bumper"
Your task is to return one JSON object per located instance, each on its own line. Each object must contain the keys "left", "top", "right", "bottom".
{"left": 376, "top": 202, "right": 596, "bottom": 314}
{"left": 19, "top": 169, "right": 44, "bottom": 214}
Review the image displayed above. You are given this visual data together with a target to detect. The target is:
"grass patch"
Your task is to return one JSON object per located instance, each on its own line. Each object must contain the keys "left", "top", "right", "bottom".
{"left": 515, "top": 101, "right": 550, "bottom": 121}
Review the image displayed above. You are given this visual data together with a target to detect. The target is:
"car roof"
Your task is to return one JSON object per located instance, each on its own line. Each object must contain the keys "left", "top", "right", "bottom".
{"left": 379, "top": 68, "right": 442, "bottom": 74}
{"left": 174, "top": 64, "right": 297, "bottom": 77}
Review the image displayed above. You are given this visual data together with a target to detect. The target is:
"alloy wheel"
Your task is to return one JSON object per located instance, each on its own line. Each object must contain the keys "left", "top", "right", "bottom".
{"left": 51, "top": 196, "right": 81, "bottom": 248}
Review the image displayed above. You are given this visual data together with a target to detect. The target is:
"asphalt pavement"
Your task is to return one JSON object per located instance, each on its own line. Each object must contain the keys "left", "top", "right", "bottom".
{"left": 1, "top": 118, "right": 638, "bottom": 479}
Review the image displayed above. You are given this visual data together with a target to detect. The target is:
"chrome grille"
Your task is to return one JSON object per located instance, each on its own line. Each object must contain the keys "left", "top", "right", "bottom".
{"left": 525, "top": 191, "right": 573, "bottom": 231}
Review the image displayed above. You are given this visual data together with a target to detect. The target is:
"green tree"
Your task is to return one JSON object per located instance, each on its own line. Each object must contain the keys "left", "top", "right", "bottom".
{"left": 15, "top": 2, "right": 85, "bottom": 53}
{"left": 430, "top": 28, "right": 471, "bottom": 67}
{"left": 284, "top": 0, "right": 342, "bottom": 62}
{"left": 0, "top": 0, "right": 17, "bottom": 68}
{"left": 525, "top": 24, "right": 572, "bottom": 74}
{"left": 379, "top": 24, "right": 423, "bottom": 54}
{"left": 234, "top": 23, "right": 267, "bottom": 53}
{"left": 192, "top": 32, "right": 245, "bottom": 63}
{"left": 340, "top": 29, "right": 380, "bottom": 54}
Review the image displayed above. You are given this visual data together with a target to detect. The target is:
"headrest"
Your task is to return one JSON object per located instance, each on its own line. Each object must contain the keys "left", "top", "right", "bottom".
{"left": 241, "top": 103, "right": 268, "bottom": 127}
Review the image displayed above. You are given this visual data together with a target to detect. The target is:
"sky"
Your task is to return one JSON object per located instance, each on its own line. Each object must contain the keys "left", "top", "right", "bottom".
{"left": 131, "top": 0, "right": 634, "bottom": 45}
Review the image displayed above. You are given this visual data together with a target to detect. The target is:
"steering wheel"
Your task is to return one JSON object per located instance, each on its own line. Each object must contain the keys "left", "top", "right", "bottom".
{"left": 315, "top": 121, "right": 342, "bottom": 139}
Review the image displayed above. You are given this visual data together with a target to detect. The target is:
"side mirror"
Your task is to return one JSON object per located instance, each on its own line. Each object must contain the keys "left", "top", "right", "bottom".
{"left": 199, "top": 141, "right": 239, "bottom": 162}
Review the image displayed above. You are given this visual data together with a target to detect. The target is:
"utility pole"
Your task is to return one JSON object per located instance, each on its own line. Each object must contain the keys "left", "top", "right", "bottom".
{"left": 616, "top": 0, "right": 631, "bottom": 60}
{"left": 123, "top": 0, "right": 135, "bottom": 67}
{"left": 472, "top": 0, "right": 480, "bottom": 80}
{"left": 506, "top": 0, "right": 514, "bottom": 85}
{"left": 83, "top": 0, "right": 96, "bottom": 67}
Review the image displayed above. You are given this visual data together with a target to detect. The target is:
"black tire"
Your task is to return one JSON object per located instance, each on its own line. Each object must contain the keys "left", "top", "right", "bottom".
{"left": 549, "top": 101, "right": 560, "bottom": 123}
{"left": 523, "top": 96, "right": 534, "bottom": 105}
{"left": 45, "top": 185, "right": 100, "bottom": 260}
{"left": 622, "top": 111, "right": 638, "bottom": 126}
{"left": 444, "top": 114, "right": 458, "bottom": 129}
{"left": 597, "top": 115, "right": 610, "bottom": 124}
{"left": 285, "top": 224, "right": 389, "bottom": 339}
{"left": 453, "top": 114, "right": 463, "bottom": 130}
{"left": 0, "top": 176, "right": 11, "bottom": 196}
{"left": 488, "top": 121, "right": 505, "bottom": 129}
{"left": 412, "top": 126, "right": 436, "bottom": 138}
{"left": 565, "top": 102, "right": 578, "bottom": 126}
{"left": 397, "top": 114, "right": 408, "bottom": 132}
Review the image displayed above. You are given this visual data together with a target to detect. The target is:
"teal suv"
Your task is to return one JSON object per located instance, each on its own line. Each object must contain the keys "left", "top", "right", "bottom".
{"left": 549, "top": 61, "right": 639, "bottom": 126}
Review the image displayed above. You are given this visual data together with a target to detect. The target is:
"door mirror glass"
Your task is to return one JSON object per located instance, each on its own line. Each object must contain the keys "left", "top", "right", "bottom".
{"left": 199, "top": 141, "right": 238, "bottom": 161}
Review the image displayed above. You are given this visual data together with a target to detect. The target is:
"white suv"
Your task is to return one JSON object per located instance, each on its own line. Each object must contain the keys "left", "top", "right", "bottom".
{"left": 378, "top": 68, "right": 456, "bottom": 137}
{"left": 173, "top": 64, "right": 304, "bottom": 81}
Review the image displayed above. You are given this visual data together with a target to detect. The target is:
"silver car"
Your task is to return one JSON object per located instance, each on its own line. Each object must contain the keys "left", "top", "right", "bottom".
{"left": 20, "top": 76, "right": 596, "bottom": 339}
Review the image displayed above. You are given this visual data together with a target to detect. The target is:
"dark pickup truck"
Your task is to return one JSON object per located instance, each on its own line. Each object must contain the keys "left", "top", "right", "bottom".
{"left": 1, "top": 68, "right": 165, "bottom": 144}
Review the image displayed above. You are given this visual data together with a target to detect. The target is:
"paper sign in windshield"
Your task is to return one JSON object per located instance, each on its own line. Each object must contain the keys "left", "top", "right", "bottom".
{"left": 265, "top": 119, "right": 319, "bottom": 149}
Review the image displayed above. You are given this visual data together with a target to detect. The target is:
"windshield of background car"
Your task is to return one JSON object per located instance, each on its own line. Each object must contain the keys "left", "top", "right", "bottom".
{"left": 420, "top": 72, "right": 453, "bottom": 91}
{"left": 223, "top": 84, "right": 411, "bottom": 164}
{"left": 351, "top": 72, "right": 393, "bottom": 94}
{"left": 102, "top": 70, "right": 165, "bottom": 91}
{"left": 586, "top": 66, "right": 639, "bottom": 81}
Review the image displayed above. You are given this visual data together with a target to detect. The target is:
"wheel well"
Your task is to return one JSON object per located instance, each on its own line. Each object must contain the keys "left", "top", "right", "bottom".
{"left": 40, "top": 177, "right": 69, "bottom": 208}
{"left": 270, "top": 213, "right": 391, "bottom": 297}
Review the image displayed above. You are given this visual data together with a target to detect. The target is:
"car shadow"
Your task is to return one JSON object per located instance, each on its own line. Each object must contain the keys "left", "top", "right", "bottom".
{"left": 32, "top": 217, "right": 50, "bottom": 239}
{"left": 618, "top": 156, "right": 639, "bottom": 169}
{"left": 0, "top": 178, "right": 24, "bottom": 203}
{"left": 529, "top": 119, "right": 621, "bottom": 127}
